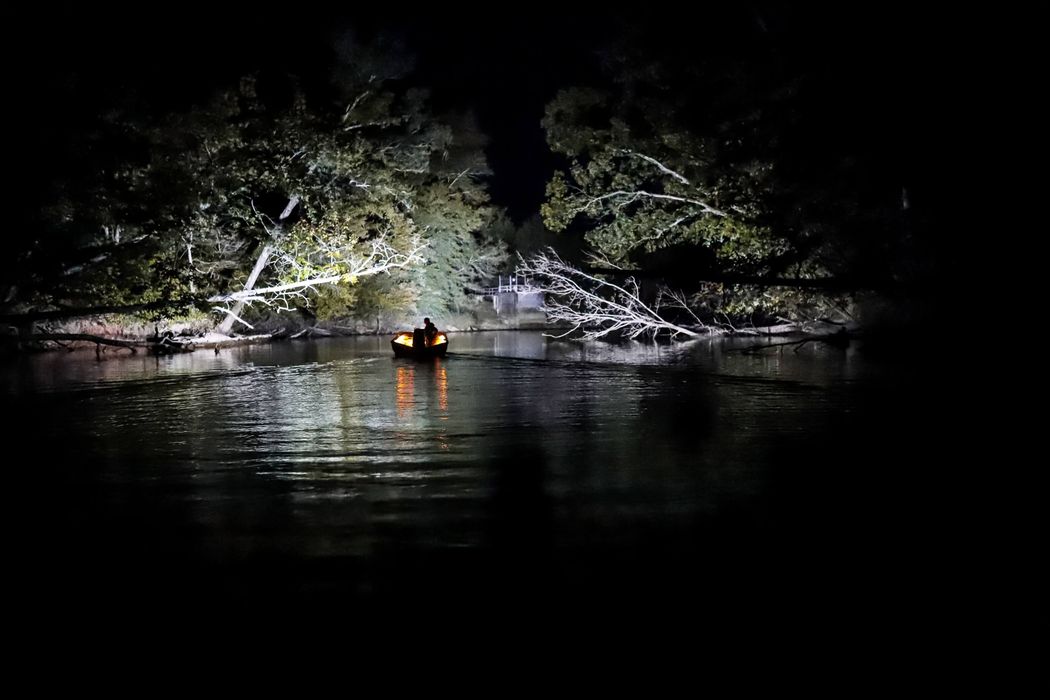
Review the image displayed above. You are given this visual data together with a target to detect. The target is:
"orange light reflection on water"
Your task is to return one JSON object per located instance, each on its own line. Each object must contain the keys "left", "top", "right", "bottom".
{"left": 436, "top": 360, "right": 448, "bottom": 412}
{"left": 395, "top": 365, "right": 414, "bottom": 417}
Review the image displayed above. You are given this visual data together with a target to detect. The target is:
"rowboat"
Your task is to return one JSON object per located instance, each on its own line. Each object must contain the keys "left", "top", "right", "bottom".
{"left": 391, "top": 328, "right": 449, "bottom": 358}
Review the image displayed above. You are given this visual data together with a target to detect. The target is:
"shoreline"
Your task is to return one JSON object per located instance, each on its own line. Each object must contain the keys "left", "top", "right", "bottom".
{"left": 2, "top": 319, "right": 863, "bottom": 363}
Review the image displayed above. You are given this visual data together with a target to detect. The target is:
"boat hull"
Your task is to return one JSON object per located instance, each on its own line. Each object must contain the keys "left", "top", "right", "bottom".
{"left": 391, "top": 338, "right": 449, "bottom": 359}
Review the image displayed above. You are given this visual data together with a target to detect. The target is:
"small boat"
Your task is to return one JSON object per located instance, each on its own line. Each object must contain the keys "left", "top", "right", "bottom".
{"left": 391, "top": 328, "right": 449, "bottom": 359}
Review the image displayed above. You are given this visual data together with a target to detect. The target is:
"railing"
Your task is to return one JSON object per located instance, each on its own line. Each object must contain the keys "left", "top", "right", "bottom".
{"left": 476, "top": 275, "right": 540, "bottom": 295}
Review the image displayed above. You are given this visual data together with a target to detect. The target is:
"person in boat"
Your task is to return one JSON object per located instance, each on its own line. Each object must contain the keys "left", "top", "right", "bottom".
{"left": 422, "top": 317, "right": 439, "bottom": 346}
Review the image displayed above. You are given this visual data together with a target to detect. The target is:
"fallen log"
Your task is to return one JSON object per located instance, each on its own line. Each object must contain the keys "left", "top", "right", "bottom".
{"left": 736, "top": 328, "right": 855, "bottom": 355}
{"left": 290, "top": 327, "right": 335, "bottom": 339}
{"left": 5, "top": 332, "right": 141, "bottom": 359}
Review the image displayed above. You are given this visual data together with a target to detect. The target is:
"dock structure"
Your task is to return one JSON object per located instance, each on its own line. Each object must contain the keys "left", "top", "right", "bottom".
{"left": 474, "top": 275, "right": 545, "bottom": 316}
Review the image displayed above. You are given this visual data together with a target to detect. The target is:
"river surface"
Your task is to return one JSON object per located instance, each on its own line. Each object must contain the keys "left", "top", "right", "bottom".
{"left": 3, "top": 332, "right": 974, "bottom": 625}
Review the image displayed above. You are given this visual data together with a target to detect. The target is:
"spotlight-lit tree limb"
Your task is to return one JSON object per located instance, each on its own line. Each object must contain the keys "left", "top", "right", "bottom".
{"left": 7, "top": 51, "right": 503, "bottom": 330}
{"left": 576, "top": 189, "right": 729, "bottom": 219}
{"left": 214, "top": 195, "right": 300, "bottom": 334}
{"left": 208, "top": 235, "right": 426, "bottom": 317}
{"left": 517, "top": 249, "right": 704, "bottom": 340}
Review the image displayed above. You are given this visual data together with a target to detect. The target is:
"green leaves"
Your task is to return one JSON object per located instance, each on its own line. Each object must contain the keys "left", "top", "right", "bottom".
{"left": 541, "top": 87, "right": 787, "bottom": 273}
{"left": 537, "top": 63, "right": 880, "bottom": 327}
{"left": 23, "top": 65, "right": 506, "bottom": 323}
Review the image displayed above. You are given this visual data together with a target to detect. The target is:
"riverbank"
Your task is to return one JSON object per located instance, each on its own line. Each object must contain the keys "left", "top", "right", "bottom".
{"left": 0, "top": 297, "right": 551, "bottom": 358}
{"left": 2, "top": 294, "right": 885, "bottom": 360}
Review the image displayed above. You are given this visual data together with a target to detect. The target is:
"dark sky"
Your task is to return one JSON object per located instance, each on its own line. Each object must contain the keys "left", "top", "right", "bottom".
{"left": 7, "top": 4, "right": 1003, "bottom": 227}
{"left": 10, "top": 6, "right": 607, "bottom": 220}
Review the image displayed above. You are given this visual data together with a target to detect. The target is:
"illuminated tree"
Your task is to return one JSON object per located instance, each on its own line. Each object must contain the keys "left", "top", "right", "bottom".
{"left": 534, "top": 46, "right": 914, "bottom": 335}
{"left": 8, "top": 59, "right": 505, "bottom": 333}
{"left": 541, "top": 87, "right": 790, "bottom": 274}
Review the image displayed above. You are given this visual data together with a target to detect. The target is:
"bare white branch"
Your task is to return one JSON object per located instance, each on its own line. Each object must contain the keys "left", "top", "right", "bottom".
{"left": 579, "top": 190, "right": 728, "bottom": 218}
{"left": 343, "top": 91, "right": 372, "bottom": 122}
{"left": 210, "top": 307, "right": 254, "bottom": 330}
{"left": 279, "top": 195, "right": 301, "bottom": 221}
{"left": 656, "top": 288, "right": 728, "bottom": 335}
{"left": 250, "top": 200, "right": 277, "bottom": 235}
{"left": 448, "top": 168, "right": 471, "bottom": 188}
{"left": 583, "top": 250, "right": 634, "bottom": 271}
{"left": 517, "top": 248, "right": 705, "bottom": 341}
{"left": 620, "top": 149, "right": 691, "bottom": 185}
{"left": 209, "top": 235, "right": 427, "bottom": 312}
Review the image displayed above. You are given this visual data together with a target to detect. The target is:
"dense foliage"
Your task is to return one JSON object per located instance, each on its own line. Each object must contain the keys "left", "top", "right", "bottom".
{"left": 537, "top": 30, "right": 939, "bottom": 327}
{"left": 7, "top": 55, "right": 505, "bottom": 326}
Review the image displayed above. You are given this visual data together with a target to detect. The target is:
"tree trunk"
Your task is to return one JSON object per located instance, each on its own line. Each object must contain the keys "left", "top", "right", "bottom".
{"left": 216, "top": 243, "right": 272, "bottom": 335}
{"left": 215, "top": 194, "right": 300, "bottom": 334}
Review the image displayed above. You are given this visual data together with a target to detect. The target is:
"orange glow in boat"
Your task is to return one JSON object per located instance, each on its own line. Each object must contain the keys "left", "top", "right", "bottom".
{"left": 392, "top": 333, "right": 446, "bottom": 348}
{"left": 391, "top": 330, "right": 449, "bottom": 358}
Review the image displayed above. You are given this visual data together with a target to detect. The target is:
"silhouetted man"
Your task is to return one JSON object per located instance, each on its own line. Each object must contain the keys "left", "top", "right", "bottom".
{"left": 423, "top": 317, "right": 438, "bottom": 345}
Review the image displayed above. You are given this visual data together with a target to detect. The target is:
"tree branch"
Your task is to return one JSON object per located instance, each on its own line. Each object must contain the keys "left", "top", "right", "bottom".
{"left": 209, "top": 236, "right": 426, "bottom": 315}
{"left": 517, "top": 248, "right": 702, "bottom": 340}
{"left": 580, "top": 190, "right": 728, "bottom": 218}
{"left": 619, "top": 149, "right": 691, "bottom": 185}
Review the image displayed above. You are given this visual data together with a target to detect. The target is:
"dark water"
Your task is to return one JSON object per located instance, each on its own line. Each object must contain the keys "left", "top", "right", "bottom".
{"left": 3, "top": 332, "right": 977, "bottom": 631}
